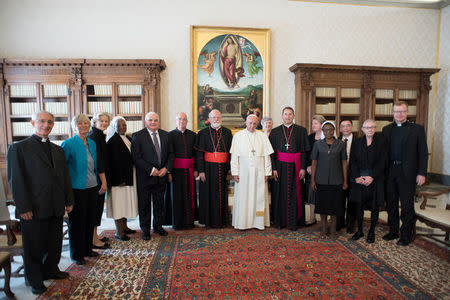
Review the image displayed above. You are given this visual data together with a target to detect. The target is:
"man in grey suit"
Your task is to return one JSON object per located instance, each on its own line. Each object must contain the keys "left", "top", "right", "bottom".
{"left": 7, "top": 111, "right": 74, "bottom": 295}
{"left": 131, "top": 112, "right": 173, "bottom": 240}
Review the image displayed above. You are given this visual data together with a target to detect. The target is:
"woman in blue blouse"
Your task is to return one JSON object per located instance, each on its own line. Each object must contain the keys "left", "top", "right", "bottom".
{"left": 62, "top": 114, "right": 105, "bottom": 265}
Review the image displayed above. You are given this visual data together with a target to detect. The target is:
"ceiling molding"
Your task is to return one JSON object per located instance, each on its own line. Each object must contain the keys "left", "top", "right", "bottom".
{"left": 289, "top": 0, "right": 449, "bottom": 9}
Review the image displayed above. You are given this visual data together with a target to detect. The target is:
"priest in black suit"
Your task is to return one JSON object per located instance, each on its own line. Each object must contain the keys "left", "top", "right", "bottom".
{"left": 7, "top": 111, "right": 74, "bottom": 295}
{"left": 269, "top": 107, "right": 310, "bottom": 231}
{"left": 382, "top": 101, "right": 428, "bottom": 246}
{"left": 131, "top": 112, "right": 173, "bottom": 240}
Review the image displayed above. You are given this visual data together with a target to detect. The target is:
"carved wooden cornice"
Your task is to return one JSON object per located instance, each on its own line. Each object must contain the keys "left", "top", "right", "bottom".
{"left": 299, "top": 71, "right": 314, "bottom": 89}
{"left": 69, "top": 67, "right": 83, "bottom": 88}
{"left": 420, "top": 73, "right": 432, "bottom": 92}
{"left": 290, "top": 63, "right": 439, "bottom": 75}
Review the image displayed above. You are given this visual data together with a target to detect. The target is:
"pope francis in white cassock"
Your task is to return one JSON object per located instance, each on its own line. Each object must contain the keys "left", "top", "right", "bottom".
{"left": 230, "top": 115, "right": 274, "bottom": 230}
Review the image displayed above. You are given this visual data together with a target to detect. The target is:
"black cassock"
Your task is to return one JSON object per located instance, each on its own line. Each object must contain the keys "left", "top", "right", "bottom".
{"left": 166, "top": 129, "right": 197, "bottom": 229}
{"left": 195, "top": 126, "right": 232, "bottom": 227}
{"left": 269, "top": 124, "right": 310, "bottom": 230}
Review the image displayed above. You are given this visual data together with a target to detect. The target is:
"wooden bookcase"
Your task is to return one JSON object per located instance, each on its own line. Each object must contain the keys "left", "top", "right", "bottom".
{"left": 289, "top": 64, "right": 439, "bottom": 134}
{"left": 0, "top": 58, "right": 166, "bottom": 197}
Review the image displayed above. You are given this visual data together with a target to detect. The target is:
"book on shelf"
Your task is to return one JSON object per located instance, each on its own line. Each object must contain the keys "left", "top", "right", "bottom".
{"left": 375, "top": 120, "right": 392, "bottom": 131}
{"left": 44, "top": 102, "right": 68, "bottom": 114}
{"left": 341, "top": 88, "right": 360, "bottom": 98}
{"left": 352, "top": 120, "right": 360, "bottom": 131}
{"left": 340, "top": 103, "right": 359, "bottom": 114}
{"left": 93, "top": 85, "right": 112, "bottom": 96}
{"left": 375, "top": 89, "right": 394, "bottom": 99}
{"left": 43, "top": 84, "right": 67, "bottom": 97}
{"left": 399, "top": 90, "right": 417, "bottom": 99}
{"left": 408, "top": 105, "right": 417, "bottom": 115}
{"left": 316, "top": 103, "right": 336, "bottom": 114}
{"left": 88, "top": 101, "right": 113, "bottom": 114}
{"left": 12, "top": 122, "right": 34, "bottom": 136}
{"left": 118, "top": 101, "right": 142, "bottom": 114}
{"left": 316, "top": 87, "right": 336, "bottom": 98}
{"left": 118, "top": 84, "right": 142, "bottom": 96}
{"left": 52, "top": 122, "right": 70, "bottom": 135}
{"left": 10, "top": 84, "right": 37, "bottom": 97}
{"left": 126, "top": 120, "right": 144, "bottom": 134}
{"left": 375, "top": 103, "right": 393, "bottom": 115}
{"left": 11, "top": 102, "right": 38, "bottom": 115}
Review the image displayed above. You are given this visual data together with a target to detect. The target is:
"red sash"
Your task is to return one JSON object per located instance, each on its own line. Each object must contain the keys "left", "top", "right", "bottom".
{"left": 173, "top": 158, "right": 195, "bottom": 212}
{"left": 276, "top": 151, "right": 302, "bottom": 220}
{"left": 204, "top": 151, "right": 229, "bottom": 163}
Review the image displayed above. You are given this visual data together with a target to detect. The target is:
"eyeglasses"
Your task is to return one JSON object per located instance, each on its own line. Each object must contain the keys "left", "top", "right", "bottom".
{"left": 363, "top": 126, "right": 376, "bottom": 130}
{"left": 393, "top": 110, "right": 407, "bottom": 114}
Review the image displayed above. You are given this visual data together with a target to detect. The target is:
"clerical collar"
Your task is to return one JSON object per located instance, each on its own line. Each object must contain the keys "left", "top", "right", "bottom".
{"left": 395, "top": 121, "right": 407, "bottom": 127}
{"left": 33, "top": 134, "right": 48, "bottom": 143}
{"left": 211, "top": 126, "right": 221, "bottom": 130}
{"left": 177, "top": 128, "right": 186, "bottom": 133}
{"left": 283, "top": 123, "right": 293, "bottom": 128}
{"left": 246, "top": 129, "right": 256, "bottom": 134}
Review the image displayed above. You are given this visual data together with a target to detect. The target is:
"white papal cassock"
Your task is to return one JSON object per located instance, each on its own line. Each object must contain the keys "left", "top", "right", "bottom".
{"left": 230, "top": 129, "right": 274, "bottom": 230}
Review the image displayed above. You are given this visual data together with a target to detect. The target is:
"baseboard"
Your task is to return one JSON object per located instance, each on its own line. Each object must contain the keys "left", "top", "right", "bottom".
{"left": 428, "top": 173, "right": 450, "bottom": 186}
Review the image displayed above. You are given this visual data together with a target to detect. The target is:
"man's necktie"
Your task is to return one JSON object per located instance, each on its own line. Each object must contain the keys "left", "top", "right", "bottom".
{"left": 344, "top": 138, "right": 348, "bottom": 155}
{"left": 152, "top": 132, "right": 161, "bottom": 164}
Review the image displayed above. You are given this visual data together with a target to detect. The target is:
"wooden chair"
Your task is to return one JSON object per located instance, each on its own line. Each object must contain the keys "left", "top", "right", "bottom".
{"left": 0, "top": 251, "right": 14, "bottom": 298}
{"left": 414, "top": 183, "right": 450, "bottom": 246}
{"left": 0, "top": 219, "right": 25, "bottom": 279}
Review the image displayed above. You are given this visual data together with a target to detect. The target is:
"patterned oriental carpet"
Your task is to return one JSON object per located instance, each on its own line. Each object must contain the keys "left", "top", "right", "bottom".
{"left": 38, "top": 225, "right": 449, "bottom": 300}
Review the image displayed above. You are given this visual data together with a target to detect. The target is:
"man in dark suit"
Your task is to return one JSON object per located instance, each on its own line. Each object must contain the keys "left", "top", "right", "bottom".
{"left": 131, "top": 112, "right": 173, "bottom": 240}
{"left": 7, "top": 111, "right": 74, "bottom": 295}
{"left": 382, "top": 101, "right": 428, "bottom": 246}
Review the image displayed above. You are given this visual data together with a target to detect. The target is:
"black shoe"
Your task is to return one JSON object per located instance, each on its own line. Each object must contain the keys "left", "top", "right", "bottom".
{"left": 73, "top": 258, "right": 86, "bottom": 265}
{"left": 92, "top": 243, "right": 110, "bottom": 249}
{"left": 351, "top": 231, "right": 364, "bottom": 241}
{"left": 44, "top": 271, "right": 69, "bottom": 280}
{"left": 100, "top": 237, "right": 109, "bottom": 242}
{"left": 154, "top": 228, "right": 168, "bottom": 236}
{"left": 124, "top": 228, "right": 137, "bottom": 234}
{"left": 31, "top": 285, "right": 47, "bottom": 295}
{"left": 396, "top": 239, "right": 410, "bottom": 246}
{"left": 115, "top": 234, "right": 130, "bottom": 241}
{"left": 142, "top": 230, "right": 151, "bottom": 240}
{"left": 86, "top": 251, "right": 99, "bottom": 257}
{"left": 366, "top": 231, "right": 375, "bottom": 244}
{"left": 382, "top": 232, "right": 399, "bottom": 241}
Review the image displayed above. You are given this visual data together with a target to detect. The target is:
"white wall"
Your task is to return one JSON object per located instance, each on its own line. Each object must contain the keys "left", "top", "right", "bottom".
{"left": 0, "top": 0, "right": 446, "bottom": 174}
{"left": 431, "top": 6, "right": 450, "bottom": 175}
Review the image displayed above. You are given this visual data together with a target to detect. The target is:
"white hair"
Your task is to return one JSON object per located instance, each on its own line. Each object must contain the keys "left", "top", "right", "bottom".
{"left": 71, "top": 114, "right": 90, "bottom": 133}
{"left": 91, "top": 112, "right": 112, "bottom": 127}
{"left": 32, "top": 110, "right": 54, "bottom": 121}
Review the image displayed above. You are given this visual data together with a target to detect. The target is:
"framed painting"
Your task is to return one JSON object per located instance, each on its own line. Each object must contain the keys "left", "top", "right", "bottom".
{"left": 191, "top": 26, "right": 270, "bottom": 132}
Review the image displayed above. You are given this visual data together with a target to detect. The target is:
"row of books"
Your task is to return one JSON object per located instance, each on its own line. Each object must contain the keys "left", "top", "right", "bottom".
{"left": 10, "top": 102, "right": 38, "bottom": 115}
{"left": 375, "top": 104, "right": 416, "bottom": 115}
{"left": 341, "top": 88, "right": 361, "bottom": 98}
{"left": 340, "top": 103, "right": 359, "bottom": 114}
{"left": 398, "top": 90, "right": 417, "bottom": 99}
{"left": 375, "top": 120, "right": 392, "bottom": 131}
{"left": 44, "top": 102, "right": 68, "bottom": 114}
{"left": 88, "top": 102, "right": 113, "bottom": 114}
{"left": 12, "top": 121, "right": 69, "bottom": 136}
{"left": 316, "top": 103, "right": 336, "bottom": 114}
{"left": 375, "top": 89, "right": 394, "bottom": 99}
{"left": 126, "top": 120, "right": 144, "bottom": 133}
{"left": 93, "top": 85, "right": 113, "bottom": 96}
{"left": 118, "top": 85, "right": 142, "bottom": 96}
{"left": 118, "top": 101, "right": 142, "bottom": 114}
{"left": 43, "top": 84, "right": 67, "bottom": 97}
{"left": 375, "top": 103, "right": 393, "bottom": 115}
{"left": 316, "top": 87, "right": 336, "bottom": 98}
{"left": 10, "top": 84, "right": 37, "bottom": 97}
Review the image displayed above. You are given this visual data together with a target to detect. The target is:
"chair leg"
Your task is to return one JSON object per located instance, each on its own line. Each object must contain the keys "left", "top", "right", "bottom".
{"left": 3, "top": 260, "right": 14, "bottom": 298}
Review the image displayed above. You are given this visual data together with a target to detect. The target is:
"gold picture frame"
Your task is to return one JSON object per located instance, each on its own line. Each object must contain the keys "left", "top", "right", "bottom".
{"left": 191, "top": 25, "right": 270, "bottom": 133}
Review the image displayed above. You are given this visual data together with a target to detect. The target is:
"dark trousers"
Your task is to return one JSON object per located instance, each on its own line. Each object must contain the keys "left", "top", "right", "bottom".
{"left": 94, "top": 185, "right": 106, "bottom": 226}
{"left": 21, "top": 216, "right": 63, "bottom": 288}
{"left": 355, "top": 202, "right": 379, "bottom": 232}
{"left": 337, "top": 189, "right": 356, "bottom": 231}
{"left": 69, "top": 187, "right": 98, "bottom": 260}
{"left": 138, "top": 183, "right": 166, "bottom": 232}
{"left": 386, "top": 164, "right": 416, "bottom": 241}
